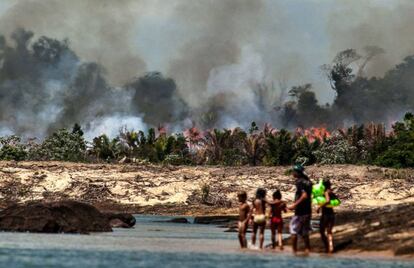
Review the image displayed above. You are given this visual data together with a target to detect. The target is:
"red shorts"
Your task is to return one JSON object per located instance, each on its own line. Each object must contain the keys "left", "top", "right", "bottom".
{"left": 270, "top": 216, "right": 283, "bottom": 225}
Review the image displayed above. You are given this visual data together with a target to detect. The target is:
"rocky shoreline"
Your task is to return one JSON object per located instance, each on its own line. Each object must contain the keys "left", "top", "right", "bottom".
{"left": 0, "top": 161, "right": 412, "bottom": 258}
{"left": 0, "top": 200, "right": 136, "bottom": 233}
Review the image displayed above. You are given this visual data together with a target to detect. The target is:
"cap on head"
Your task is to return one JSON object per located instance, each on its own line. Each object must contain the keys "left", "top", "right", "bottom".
{"left": 293, "top": 164, "right": 305, "bottom": 173}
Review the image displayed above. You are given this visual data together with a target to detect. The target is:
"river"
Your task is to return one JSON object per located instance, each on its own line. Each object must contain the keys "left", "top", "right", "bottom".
{"left": 0, "top": 215, "right": 411, "bottom": 267}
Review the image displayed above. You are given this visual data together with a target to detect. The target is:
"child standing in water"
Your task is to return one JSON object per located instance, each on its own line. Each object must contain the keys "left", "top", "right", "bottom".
{"left": 269, "top": 190, "right": 287, "bottom": 250}
{"left": 250, "top": 188, "right": 267, "bottom": 249}
{"left": 317, "top": 179, "right": 336, "bottom": 253}
{"left": 237, "top": 191, "right": 250, "bottom": 249}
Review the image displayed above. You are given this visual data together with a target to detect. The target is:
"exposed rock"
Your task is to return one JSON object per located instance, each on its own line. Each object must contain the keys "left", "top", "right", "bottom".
{"left": 194, "top": 215, "right": 238, "bottom": 224}
{"left": 168, "top": 217, "right": 190, "bottom": 223}
{"left": 153, "top": 217, "right": 190, "bottom": 223}
{"left": 109, "top": 218, "right": 130, "bottom": 228}
{"left": 103, "top": 212, "right": 136, "bottom": 228}
{"left": 0, "top": 201, "right": 112, "bottom": 233}
{"left": 395, "top": 239, "right": 414, "bottom": 256}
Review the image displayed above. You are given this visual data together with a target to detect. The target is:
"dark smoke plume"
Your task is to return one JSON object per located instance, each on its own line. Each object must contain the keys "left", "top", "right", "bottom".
{"left": 0, "top": 0, "right": 413, "bottom": 139}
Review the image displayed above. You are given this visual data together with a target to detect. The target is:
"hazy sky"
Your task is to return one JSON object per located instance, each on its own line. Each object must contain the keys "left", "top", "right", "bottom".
{"left": 0, "top": 0, "right": 411, "bottom": 105}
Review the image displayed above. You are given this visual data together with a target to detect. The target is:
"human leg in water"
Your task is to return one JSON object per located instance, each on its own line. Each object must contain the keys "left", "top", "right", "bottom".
{"left": 277, "top": 223, "right": 284, "bottom": 250}
{"left": 252, "top": 223, "right": 258, "bottom": 247}
{"left": 238, "top": 222, "right": 248, "bottom": 248}
{"left": 327, "top": 219, "right": 334, "bottom": 253}
{"left": 270, "top": 223, "right": 276, "bottom": 249}
{"left": 320, "top": 218, "right": 329, "bottom": 253}
{"left": 259, "top": 224, "right": 265, "bottom": 249}
{"left": 291, "top": 234, "right": 298, "bottom": 254}
{"left": 303, "top": 235, "right": 311, "bottom": 255}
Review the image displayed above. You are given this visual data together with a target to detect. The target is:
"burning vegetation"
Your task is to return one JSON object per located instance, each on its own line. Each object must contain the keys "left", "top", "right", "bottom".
{"left": 0, "top": 27, "right": 413, "bottom": 169}
{"left": 0, "top": 113, "right": 413, "bottom": 169}
{"left": 0, "top": 28, "right": 414, "bottom": 138}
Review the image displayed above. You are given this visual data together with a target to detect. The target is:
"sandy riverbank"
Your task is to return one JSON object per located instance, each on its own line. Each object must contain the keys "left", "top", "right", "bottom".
{"left": 0, "top": 161, "right": 413, "bottom": 258}
{"left": 0, "top": 161, "right": 413, "bottom": 214}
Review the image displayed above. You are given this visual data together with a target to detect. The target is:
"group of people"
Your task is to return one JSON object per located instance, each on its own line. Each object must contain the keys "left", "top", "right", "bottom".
{"left": 237, "top": 164, "right": 336, "bottom": 254}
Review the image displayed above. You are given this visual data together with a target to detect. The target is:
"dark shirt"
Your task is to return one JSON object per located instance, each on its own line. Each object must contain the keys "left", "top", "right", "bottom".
{"left": 294, "top": 176, "right": 313, "bottom": 216}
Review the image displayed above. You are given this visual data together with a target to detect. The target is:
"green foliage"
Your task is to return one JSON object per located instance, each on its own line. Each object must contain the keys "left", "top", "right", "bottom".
{"left": 244, "top": 133, "right": 265, "bottom": 166}
{"left": 203, "top": 128, "right": 246, "bottom": 165}
{"left": 314, "top": 134, "right": 358, "bottom": 164}
{"left": 72, "top": 123, "right": 84, "bottom": 136}
{"left": 117, "top": 127, "right": 191, "bottom": 164}
{"left": 0, "top": 136, "right": 27, "bottom": 161}
{"left": 249, "top": 121, "right": 259, "bottom": 134}
{"left": 1, "top": 113, "right": 413, "bottom": 168}
{"left": 155, "top": 134, "right": 190, "bottom": 163}
{"left": 374, "top": 113, "right": 414, "bottom": 168}
{"left": 294, "top": 137, "right": 320, "bottom": 165}
{"left": 34, "top": 129, "right": 87, "bottom": 161}
{"left": 91, "top": 134, "right": 120, "bottom": 161}
{"left": 264, "top": 129, "right": 295, "bottom": 166}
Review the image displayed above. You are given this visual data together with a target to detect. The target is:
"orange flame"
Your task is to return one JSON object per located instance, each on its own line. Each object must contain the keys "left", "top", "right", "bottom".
{"left": 297, "top": 127, "right": 331, "bottom": 143}
{"left": 183, "top": 127, "right": 204, "bottom": 149}
{"left": 157, "top": 125, "right": 167, "bottom": 137}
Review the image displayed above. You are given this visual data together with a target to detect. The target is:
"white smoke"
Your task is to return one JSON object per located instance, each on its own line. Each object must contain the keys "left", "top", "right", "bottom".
{"left": 205, "top": 46, "right": 272, "bottom": 128}
{"left": 84, "top": 115, "right": 147, "bottom": 141}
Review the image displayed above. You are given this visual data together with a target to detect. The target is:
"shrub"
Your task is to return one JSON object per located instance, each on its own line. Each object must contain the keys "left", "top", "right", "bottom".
{"left": 244, "top": 133, "right": 265, "bottom": 166}
{"left": 34, "top": 128, "right": 87, "bottom": 161}
{"left": 294, "top": 137, "right": 320, "bottom": 165}
{"left": 203, "top": 128, "right": 246, "bottom": 165}
{"left": 91, "top": 134, "right": 120, "bottom": 161}
{"left": 263, "top": 129, "right": 295, "bottom": 165}
{"left": 374, "top": 113, "right": 414, "bottom": 168}
{"left": 200, "top": 183, "right": 210, "bottom": 204}
{"left": 314, "top": 133, "right": 358, "bottom": 164}
{"left": 163, "top": 154, "right": 187, "bottom": 165}
{"left": 0, "top": 136, "right": 27, "bottom": 161}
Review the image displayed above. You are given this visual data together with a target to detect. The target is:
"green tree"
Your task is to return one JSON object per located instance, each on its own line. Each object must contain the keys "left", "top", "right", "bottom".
{"left": 374, "top": 113, "right": 414, "bottom": 168}
{"left": 0, "top": 135, "right": 27, "bottom": 161}
{"left": 294, "top": 136, "right": 320, "bottom": 165}
{"left": 264, "top": 129, "right": 295, "bottom": 166}
{"left": 35, "top": 129, "right": 86, "bottom": 161}
{"left": 91, "top": 134, "right": 120, "bottom": 161}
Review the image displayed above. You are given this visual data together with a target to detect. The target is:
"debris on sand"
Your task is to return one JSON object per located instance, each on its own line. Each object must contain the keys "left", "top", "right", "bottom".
{"left": 0, "top": 161, "right": 413, "bottom": 215}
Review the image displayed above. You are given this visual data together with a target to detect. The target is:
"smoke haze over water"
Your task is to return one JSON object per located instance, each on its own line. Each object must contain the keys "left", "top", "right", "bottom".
{"left": 0, "top": 0, "right": 414, "bottom": 139}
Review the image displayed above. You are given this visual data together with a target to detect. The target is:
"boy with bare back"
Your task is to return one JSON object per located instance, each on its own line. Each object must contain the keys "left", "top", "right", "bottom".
{"left": 237, "top": 191, "right": 250, "bottom": 248}
{"left": 269, "top": 190, "right": 287, "bottom": 250}
{"left": 250, "top": 188, "right": 267, "bottom": 249}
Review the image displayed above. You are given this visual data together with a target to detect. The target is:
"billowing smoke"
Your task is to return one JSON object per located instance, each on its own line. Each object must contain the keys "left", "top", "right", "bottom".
{"left": 0, "top": 28, "right": 133, "bottom": 138}
{"left": 0, "top": 0, "right": 147, "bottom": 85}
{"left": 0, "top": 0, "right": 414, "bottom": 139}
{"left": 326, "top": 0, "right": 414, "bottom": 78}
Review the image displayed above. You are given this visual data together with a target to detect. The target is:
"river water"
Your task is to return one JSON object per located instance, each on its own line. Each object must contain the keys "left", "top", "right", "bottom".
{"left": 0, "top": 215, "right": 411, "bottom": 268}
